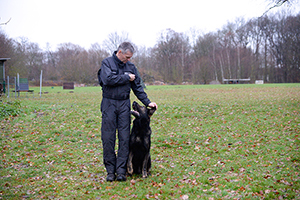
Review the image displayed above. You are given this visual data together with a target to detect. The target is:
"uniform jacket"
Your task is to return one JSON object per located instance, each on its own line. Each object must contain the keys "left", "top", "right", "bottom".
{"left": 98, "top": 52, "right": 151, "bottom": 107}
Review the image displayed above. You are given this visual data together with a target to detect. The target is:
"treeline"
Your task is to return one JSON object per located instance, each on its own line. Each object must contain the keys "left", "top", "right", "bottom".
{"left": 0, "top": 12, "right": 299, "bottom": 85}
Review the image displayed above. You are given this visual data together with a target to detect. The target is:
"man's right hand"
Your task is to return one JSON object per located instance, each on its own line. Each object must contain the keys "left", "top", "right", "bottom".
{"left": 129, "top": 74, "right": 135, "bottom": 81}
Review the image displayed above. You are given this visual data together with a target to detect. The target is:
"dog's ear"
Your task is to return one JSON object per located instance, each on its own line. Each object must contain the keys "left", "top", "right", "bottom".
{"left": 131, "top": 110, "right": 140, "bottom": 118}
{"left": 148, "top": 107, "right": 156, "bottom": 117}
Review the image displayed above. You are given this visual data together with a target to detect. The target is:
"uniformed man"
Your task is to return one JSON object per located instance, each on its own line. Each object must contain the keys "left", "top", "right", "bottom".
{"left": 98, "top": 42, "right": 157, "bottom": 181}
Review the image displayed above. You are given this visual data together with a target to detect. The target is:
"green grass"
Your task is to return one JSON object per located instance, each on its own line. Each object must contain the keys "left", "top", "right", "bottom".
{"left": 1, "top": 84, "right": 299, "bottom": 199}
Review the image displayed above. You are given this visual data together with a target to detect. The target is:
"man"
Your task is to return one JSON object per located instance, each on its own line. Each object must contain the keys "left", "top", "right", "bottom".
{"left": 98, "top": 42, "right": 157, "bottom": 182}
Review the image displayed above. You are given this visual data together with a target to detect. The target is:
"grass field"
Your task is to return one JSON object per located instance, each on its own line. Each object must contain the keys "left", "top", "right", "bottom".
{"left": 1, "top": 84, "right": 299, "bottom": 199}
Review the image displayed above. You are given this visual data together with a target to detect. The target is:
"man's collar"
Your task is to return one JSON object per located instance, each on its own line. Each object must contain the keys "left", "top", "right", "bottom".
{"left": 113, "top": 51, "right": 125, "bottom": 67}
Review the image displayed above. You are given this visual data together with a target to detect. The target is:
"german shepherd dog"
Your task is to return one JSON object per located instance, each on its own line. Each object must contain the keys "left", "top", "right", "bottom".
{"left": 127, "top": 101, "right": 156, "bottom": 178}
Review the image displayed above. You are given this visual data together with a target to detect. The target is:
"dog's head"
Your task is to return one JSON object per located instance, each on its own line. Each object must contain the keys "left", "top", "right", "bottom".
{"left": 131, "top": 101, "right": 156, "bottom": 122}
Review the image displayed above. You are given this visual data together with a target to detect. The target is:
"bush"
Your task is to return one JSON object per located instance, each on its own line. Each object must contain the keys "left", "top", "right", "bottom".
{"left": 0, "top": 100, "right": 22, "bottom": 119}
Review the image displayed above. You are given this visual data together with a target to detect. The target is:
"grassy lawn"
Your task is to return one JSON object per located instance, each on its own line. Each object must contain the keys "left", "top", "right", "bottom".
{"left": 1, "top": 84, "right": 299, "bottom": 199}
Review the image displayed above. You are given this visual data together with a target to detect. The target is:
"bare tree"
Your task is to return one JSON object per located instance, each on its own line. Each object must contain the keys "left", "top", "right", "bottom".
{"left": 153, "top": 29, "right": 190, "bottom": 84}
{"left": 88, "top": 43, "right": 109, "bottom": 83}
{"left": 192, "top": 33, "right": 218, "bottom": 84}
{"left": 0, "top": 30, "right": 14, "bottom": 58}
{"left": 56, "top": 43, "right": 87, "bottom": 82}
{"left": 44, "top": 43, "right": 58, "bottom": 81}
{"left": 26, "top": 42, "right": 44, "bottom": 81}
{"left": 102, "top": 31, "right": 131, "bottom": 54}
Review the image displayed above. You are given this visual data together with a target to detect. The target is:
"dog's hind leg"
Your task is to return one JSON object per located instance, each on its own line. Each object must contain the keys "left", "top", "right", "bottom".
{"left": 147, "top": 155, "right": 151, "bottom": 176}
{"left": 127, "top": 152, "right": 134, "bottom": 175}
{"left": 142, "top": 153, "right": 150, "bottom": 178}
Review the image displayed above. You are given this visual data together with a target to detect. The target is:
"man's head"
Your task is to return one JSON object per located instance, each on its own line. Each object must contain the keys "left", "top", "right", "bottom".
{"left": 116, "top": 42, "right": 135, "bottom": 63}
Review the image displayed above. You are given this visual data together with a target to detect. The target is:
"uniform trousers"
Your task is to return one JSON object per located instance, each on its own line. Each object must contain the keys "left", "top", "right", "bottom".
{"left": 101, "top": 97, "right": 131, "bottom": 175}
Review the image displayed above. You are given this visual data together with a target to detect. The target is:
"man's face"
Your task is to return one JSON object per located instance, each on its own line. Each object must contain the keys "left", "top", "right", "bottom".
{"left": 118, "top": 50, "right": 133, "bottom": 63}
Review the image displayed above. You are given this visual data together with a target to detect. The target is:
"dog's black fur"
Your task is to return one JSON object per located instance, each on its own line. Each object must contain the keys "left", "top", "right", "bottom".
{"left": 127, "top": 101, "right": 156, "bottom": 178}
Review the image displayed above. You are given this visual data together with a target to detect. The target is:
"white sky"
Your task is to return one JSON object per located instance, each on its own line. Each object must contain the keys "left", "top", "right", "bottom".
{"left": 0, "top": 0, "right": 297, "bottom": 50}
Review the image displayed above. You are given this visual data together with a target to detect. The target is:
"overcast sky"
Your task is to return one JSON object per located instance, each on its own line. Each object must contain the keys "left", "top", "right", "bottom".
{"left": 0, "top": 0, "right": 297, "bottom": 50}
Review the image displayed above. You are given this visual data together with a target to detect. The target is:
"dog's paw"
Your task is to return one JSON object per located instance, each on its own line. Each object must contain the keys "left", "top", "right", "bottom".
{"left": 142, "top": 171, "right": 148, "bottom": 178}
{"left": 127, "top": 171, "right": 133, "bottom": 176}
{"left": 127, "top": 167, "right": 133, "bottom": 175}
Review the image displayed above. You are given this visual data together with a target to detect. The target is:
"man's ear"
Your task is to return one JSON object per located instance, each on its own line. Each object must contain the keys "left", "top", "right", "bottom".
{"left": 131, "top": 110, "right": 140, "bottom": 118}
{"left": 148, "top": 107, "right": 156, "bottom": 117}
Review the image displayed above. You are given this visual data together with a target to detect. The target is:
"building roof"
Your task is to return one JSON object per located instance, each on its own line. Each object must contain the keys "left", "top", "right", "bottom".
{"left": 0, "top": 58, "right": 11, "bottom": 62}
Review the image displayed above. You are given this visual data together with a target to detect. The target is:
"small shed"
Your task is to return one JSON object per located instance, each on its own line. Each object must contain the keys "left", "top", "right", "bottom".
{"left": 0, "top": 58, "right": 10, "bottom": 94}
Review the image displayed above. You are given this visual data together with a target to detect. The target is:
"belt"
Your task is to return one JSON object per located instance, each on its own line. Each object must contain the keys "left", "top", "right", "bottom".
{"left": 103, "top": 93, "right": 129, "bottom": 100}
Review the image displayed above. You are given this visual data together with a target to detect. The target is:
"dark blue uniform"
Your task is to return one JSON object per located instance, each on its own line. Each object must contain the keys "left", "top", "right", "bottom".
{"left": 99, "top": 52, "right": 151, "bottom": 175}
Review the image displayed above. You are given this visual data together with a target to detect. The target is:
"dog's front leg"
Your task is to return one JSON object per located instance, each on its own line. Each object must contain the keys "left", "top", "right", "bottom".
{"left": 127, "top": 151, "right": 134, "bottom": 175}
{"left": 142, "top": 153, "right": 150, "bottom": 178}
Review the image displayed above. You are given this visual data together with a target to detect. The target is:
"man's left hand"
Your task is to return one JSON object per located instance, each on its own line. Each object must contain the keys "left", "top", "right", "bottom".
{"left": 148, "top": 102, "right": 158, "bottom": 109}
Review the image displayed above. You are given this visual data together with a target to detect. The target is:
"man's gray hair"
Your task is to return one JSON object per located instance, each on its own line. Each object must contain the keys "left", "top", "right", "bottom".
{"left": 117, "top": 42, "right": 135, "bottom": 54}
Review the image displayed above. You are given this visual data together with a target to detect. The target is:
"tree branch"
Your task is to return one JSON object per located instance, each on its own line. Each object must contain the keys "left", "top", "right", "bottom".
{"left": 0, "top": 18, "right": 11, "bottom": 25}
{"left": 262, "top": 0, "right": 289, "bottom": 16}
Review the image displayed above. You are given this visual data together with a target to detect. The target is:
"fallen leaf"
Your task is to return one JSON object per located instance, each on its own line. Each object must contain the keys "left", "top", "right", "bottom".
{"left": 180, "top": 194, "right": 189, "bottom": 200}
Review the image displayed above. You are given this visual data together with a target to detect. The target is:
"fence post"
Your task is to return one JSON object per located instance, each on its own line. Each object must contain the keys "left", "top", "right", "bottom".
{"left": 7, "top": 76, "right": 9, "bottom": 98}
{"left": 40, "top": 70, "right": 43, "bottom": 97}
{"left": 17, "top": 73, "right": 19, "bottom": 97}
{"left": 14, "top": 77, "right": 17, "bottom": 98}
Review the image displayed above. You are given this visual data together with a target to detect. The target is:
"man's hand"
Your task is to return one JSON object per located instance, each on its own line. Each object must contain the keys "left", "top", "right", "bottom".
{"left": 129, "top": 74, "right": 135, "bottom": 81}
{"left": 148, "top": 102, "right": 158, "bottom": 109}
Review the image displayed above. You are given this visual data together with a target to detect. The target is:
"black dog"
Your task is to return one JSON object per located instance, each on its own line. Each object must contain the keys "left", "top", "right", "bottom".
{"left": 127, "top": 101, "right": 156, "bottom": 178}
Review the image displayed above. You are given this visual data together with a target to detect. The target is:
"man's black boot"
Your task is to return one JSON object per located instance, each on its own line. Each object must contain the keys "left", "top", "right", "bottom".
{"left": 106, "top": 174, "right": 116, "bottom": 182}
{"left": 116, "top": 174, "right": 126, "bottom": 181}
